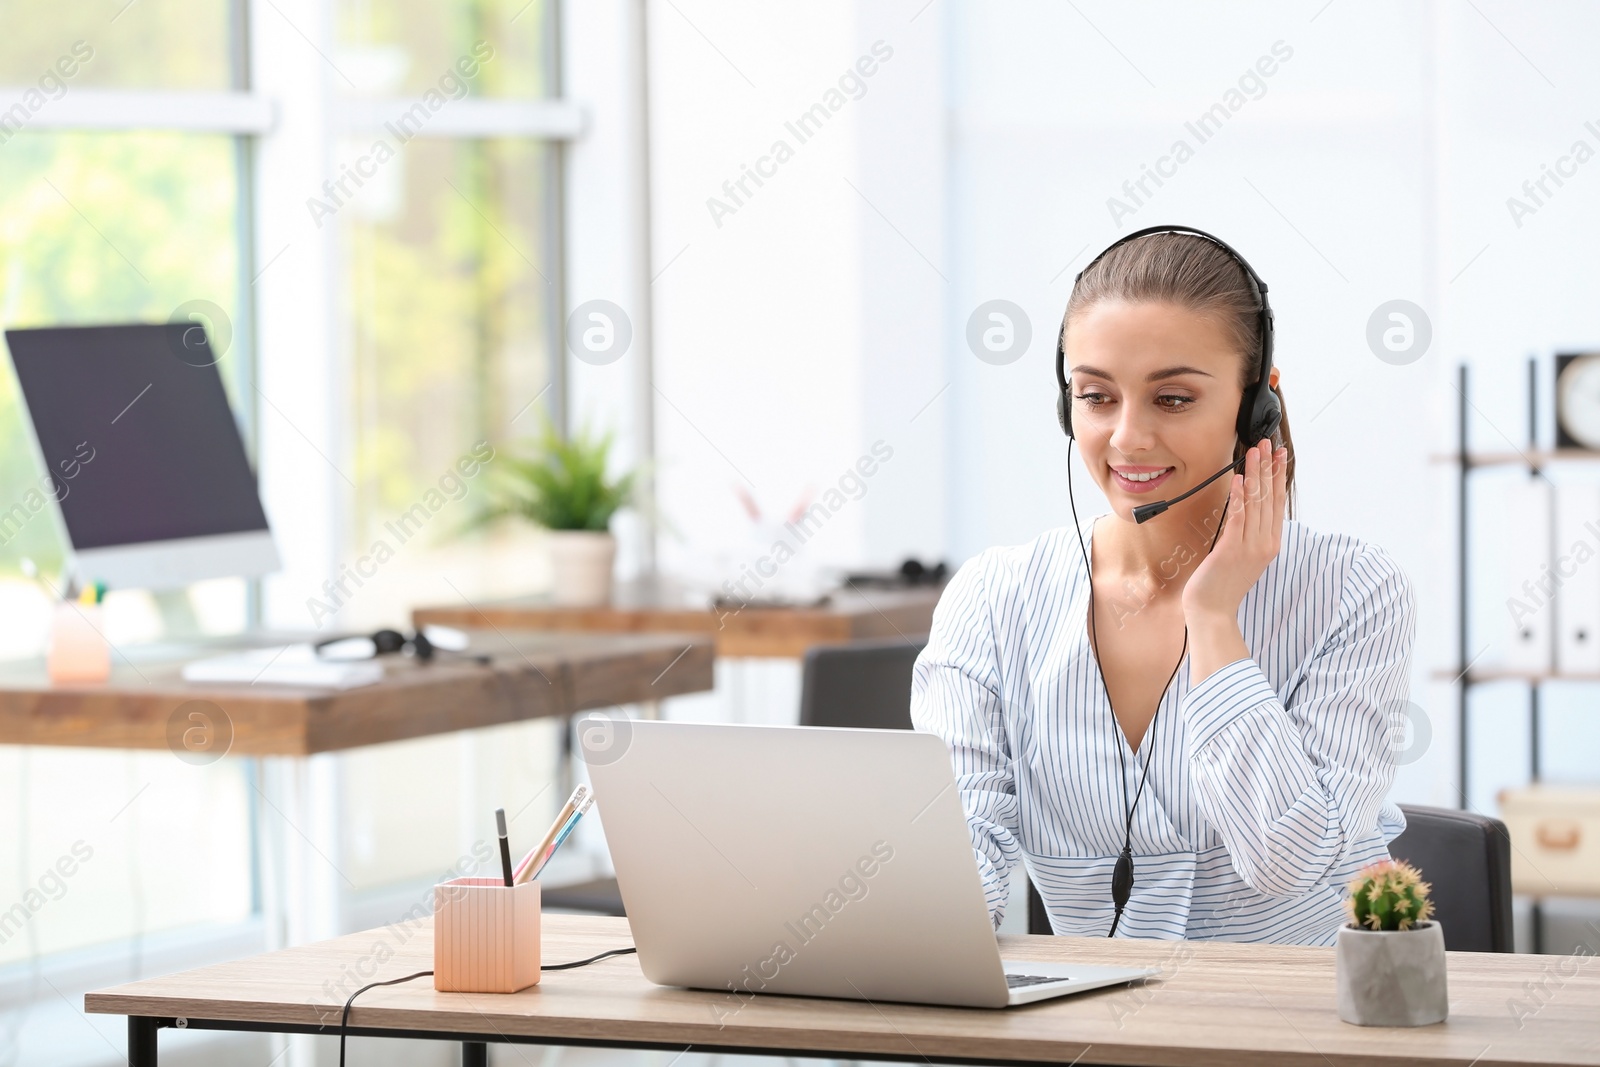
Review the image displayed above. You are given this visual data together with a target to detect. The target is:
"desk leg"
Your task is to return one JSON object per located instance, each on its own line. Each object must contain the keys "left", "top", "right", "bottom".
{"left": 258, "top": 754, "right": 345, "bottom": 943}
{"left": 462, "top": 1041, "right": 488, "bottom": 1067}
{"left": 258, "top": 754, "right": 346, "bottom": 1067}
{"left": 128, "top": 1017, "right": 157, "bottom": 1066}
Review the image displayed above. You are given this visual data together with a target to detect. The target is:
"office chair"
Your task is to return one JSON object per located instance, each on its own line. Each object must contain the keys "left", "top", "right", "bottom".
{"left": 538, "top": 875, "right": 628, "bottom": 916}
{"left": 1027, "top": 879, "right": 1052, "bottom": 936}
{"left": 1024, "top": 804, "right": 1518, "bottom": 947}
{"left": 798, "top": 636, "right": 926, "bottom": 730}
{"left": 1387, "top": 803, "right": 1515, "bottom": 952}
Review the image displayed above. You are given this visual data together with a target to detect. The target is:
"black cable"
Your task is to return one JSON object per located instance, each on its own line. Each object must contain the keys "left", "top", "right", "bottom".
{"left": 337, "top": 947, "right": 638, "bottom": 1065}
{"left": 338, "top": 970, "right": 433, "bottom": 1067}
{"left": 1066, "top": 437, "right": 1230, "bottom": 937}
{"left": 541, "top": 945, "right": 638, "bottom": 970}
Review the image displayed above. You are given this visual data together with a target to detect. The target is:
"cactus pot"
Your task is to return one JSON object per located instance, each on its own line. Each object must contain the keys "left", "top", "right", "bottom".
{"left": 1336, "top": 920, "right": 1448, "bottom": 1027}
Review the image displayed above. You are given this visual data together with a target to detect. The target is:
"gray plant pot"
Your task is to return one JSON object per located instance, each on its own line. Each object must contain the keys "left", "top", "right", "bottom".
{"left": 1336, "top": 920, "right": 1448, "bottom": 1027}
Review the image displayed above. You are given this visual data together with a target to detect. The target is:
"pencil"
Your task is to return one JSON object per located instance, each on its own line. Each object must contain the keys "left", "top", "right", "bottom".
{"left": 528, "top": 792, "right": 595, "bottom": 882}
{"left": 514, "top": 784, "right": 586, "bottom": 884}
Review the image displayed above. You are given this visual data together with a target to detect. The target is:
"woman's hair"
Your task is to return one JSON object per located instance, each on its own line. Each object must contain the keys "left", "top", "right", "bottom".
{"left": 1061, "top": 231, "right": 1296, "bottom": 516}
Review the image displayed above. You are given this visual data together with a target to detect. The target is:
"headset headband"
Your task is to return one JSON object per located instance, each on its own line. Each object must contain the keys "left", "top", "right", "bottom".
{"left": 1054, "top": 225, "right": 1277, "bottom": 446}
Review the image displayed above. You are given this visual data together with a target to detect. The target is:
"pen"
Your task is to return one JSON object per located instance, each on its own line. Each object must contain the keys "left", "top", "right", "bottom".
{"left": 528, "top": 791, "right": 594, "bottom": 882}
{"left": 514, "top": 785, "right": 587, "bottom": 885}
{"left": 495, "top": 808, "right": 513, "bottom": 887}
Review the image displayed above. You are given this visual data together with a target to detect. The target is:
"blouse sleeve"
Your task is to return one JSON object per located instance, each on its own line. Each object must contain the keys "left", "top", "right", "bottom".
{"left": 910, "top": 555, "right": 1021, "bottom": 928}
{"left": 1182, "top": 541, "right": 1417, "bottom": 898}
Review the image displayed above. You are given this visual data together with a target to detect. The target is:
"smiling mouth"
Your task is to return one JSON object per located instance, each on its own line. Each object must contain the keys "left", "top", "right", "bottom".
{"left": 1110, "top": 466, "right": 1175, "bottom": 493}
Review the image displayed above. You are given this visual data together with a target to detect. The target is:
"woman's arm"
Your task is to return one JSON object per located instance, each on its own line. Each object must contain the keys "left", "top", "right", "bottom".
{"left": 1182, "top": 540, "right": 1417, "bottom": 898}
{"left": 910, "top": 556, "right": 1021, "bottom": 928}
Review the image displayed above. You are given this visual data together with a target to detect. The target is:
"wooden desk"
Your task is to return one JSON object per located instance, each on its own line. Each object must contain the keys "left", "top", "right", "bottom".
{"left": 89, "top": 913, "right": 1600, "bottom": 1066}
{"left": 0, "top": 629, "right": 714, "bottom": 755}
{"left": 413, "top": 579, "right": 942, "bottom": 658}
{"left": 1, "top": 631, "right": 714, "bottom": 1019}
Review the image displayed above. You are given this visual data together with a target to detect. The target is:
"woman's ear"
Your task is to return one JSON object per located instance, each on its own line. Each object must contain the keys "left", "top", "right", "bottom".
{"left": 1268, "top": 366, "right": 1280, "bottom": 390}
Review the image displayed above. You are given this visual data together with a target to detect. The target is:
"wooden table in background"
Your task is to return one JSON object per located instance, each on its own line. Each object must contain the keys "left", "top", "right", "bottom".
{"left": 413, "top": 578, "right": 943, "bottom": 659}
{"left": 0, "top": 629, "right": 714, "bottom": 1029}
{"left": 0, "top": 629, "right": 714, "bottom": 754}
{"left": 89, "top": 912, "right": 1600, "bottom": 1066}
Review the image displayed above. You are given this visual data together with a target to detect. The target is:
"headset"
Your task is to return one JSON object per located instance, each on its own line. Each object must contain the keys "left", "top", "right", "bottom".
{"left": 1056, "top": 226, "right": 1280, "bottom": 936}
{"left": 1056, "top": 224, "right": 1282, "bottom": 524}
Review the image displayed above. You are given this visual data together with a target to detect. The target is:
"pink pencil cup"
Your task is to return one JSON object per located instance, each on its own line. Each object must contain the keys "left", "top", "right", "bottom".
{"left": 47, "top": 603, "right": 111, "bottom": 684}
{"left": 433, "top": 877, "right": 541, "bottom": 993}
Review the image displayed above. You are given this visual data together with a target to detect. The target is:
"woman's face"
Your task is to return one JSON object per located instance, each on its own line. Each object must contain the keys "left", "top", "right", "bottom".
{"left": 1064, "top": 298, "right": 1258, "bottom": 522}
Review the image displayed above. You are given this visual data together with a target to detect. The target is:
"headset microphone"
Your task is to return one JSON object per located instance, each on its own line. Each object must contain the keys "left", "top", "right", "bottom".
{"left": 1130, "top": 454, "right": 1246, "bottom": 524}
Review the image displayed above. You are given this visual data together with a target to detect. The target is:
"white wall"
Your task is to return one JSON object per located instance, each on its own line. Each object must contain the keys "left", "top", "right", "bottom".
{"left": 646, "top": 1, "right": 948, "bottom": 591}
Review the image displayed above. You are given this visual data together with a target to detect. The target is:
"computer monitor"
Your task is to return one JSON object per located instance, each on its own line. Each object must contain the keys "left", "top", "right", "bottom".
{"left": 4, "top": 323, "right": 280, "bottom": 591}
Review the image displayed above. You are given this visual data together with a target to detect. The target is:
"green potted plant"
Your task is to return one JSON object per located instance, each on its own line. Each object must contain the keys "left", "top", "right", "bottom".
{"left": 473, "top": 419, "right": 636, "bottom": 607}
{"left": 1336, "top": 859, "right": 1448, "bottom": 1026}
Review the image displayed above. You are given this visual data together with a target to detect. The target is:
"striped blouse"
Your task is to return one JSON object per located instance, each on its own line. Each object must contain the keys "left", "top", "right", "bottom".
{"left": 910, "top": 513, "right": 1417, "bottom": 944}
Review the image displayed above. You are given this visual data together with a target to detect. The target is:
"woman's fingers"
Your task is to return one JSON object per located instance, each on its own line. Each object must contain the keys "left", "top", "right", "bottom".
{"left": 1274, "top": 444, "right": 1288, "bottom": 530}
{"left": 1245, "top": 440, "right": 1265, "bottom": 543}
{"left": 1242, "top": 442, "right": 1257, "bottom": 527}
{"left": 1243, "top": 439, "right": 1278, "bottom": 549}
{"left": 1260, "top": 440, "right": 1275, "bottom": 543}
{"left": 1227, "top": 454, "right": 1246, "bottom": 548}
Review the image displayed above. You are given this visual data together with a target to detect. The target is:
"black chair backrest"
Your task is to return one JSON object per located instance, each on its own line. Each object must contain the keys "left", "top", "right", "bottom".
{"left": 1387, "top": 803, "right": 1515, "bottom": 952}
{"left": 1027, "top": 879, "right": 1052, "bottom": 936}
{"left": 1028, "top": 804, "right": 1518, "bottom": 945}
{"left": 798, "top": 636, "right": 926, "bottom": 730}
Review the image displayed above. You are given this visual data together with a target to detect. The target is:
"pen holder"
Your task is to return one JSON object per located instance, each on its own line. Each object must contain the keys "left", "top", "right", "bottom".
{"left": 47, "top": 603, "right": 110, "bottom": 684}
{"left": 433, "top": 877, "right": 541, "bottom": 993}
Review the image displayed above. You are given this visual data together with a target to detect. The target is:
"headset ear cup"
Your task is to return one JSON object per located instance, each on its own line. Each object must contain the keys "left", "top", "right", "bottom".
{"left": 1244, "top": 385, "right": 1282, "bottom": 445}
{"left": 1057, "top": 391, "right": 1073, "bottom": 438}
{"left": 1262, "top": 388, "right": 1282, "bottom": 441}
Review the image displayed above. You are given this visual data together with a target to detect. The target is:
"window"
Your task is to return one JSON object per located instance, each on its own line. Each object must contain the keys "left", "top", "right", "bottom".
{"left": 331, "top": 0, "right": 563, "bottom": 631}
{"left": 0, "top": 130, "right": 251, "bottom": 651}
{"left": 326, "top": 0, "right": 567, "bottom": 893}
{"left": 0, "top": 1, "right": 237, "bottom": 92}
{"left": 0, "top": 0, "right": 572, "bottom": 1019}
{"left": 338, "top": 137, "right": 558, "bottom": 628}
{"left": 0, "top": 3, "right": 257, "bottom": 980}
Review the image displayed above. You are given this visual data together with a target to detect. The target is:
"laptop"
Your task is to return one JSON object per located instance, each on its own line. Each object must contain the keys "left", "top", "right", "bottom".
{"left": 579, "top": 719, "right": 1158, "bottom": 1009}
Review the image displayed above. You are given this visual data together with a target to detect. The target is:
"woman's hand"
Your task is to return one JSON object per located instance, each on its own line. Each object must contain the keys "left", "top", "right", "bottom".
{"left": 1182, "top": 439, "right": 1288, "bottom": 624}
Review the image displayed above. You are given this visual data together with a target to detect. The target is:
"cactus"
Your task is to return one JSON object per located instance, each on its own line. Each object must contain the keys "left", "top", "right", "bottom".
{"left": 1346, "top": 859, "right": 1435, "bottom": 932}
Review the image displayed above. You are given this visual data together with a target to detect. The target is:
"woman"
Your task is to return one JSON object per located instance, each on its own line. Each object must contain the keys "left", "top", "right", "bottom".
{"left": 911, "top": 228, "right": 1416, "bottom": 944}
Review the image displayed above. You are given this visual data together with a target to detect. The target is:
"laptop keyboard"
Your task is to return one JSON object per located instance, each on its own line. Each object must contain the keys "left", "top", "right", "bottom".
{"left": 1005, "top": 973, "right": 1068, "bottom": 989}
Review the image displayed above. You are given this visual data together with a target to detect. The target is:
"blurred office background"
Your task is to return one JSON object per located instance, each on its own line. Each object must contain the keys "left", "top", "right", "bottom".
{"left": 2, "top": 0, "right": 1599, "bottom": 1063}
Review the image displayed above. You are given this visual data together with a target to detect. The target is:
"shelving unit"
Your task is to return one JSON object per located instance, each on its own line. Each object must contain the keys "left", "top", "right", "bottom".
{"left": 1439, "top": 358, "right": 1598, "bottom": 952}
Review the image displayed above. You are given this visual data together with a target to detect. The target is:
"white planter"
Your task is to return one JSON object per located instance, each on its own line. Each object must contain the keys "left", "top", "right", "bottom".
{"left": 1336, "top": 921, "right": 1449, "bottom": 1027}
{"left": 546, "top": 530, "right": 617, "bottom": 607}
